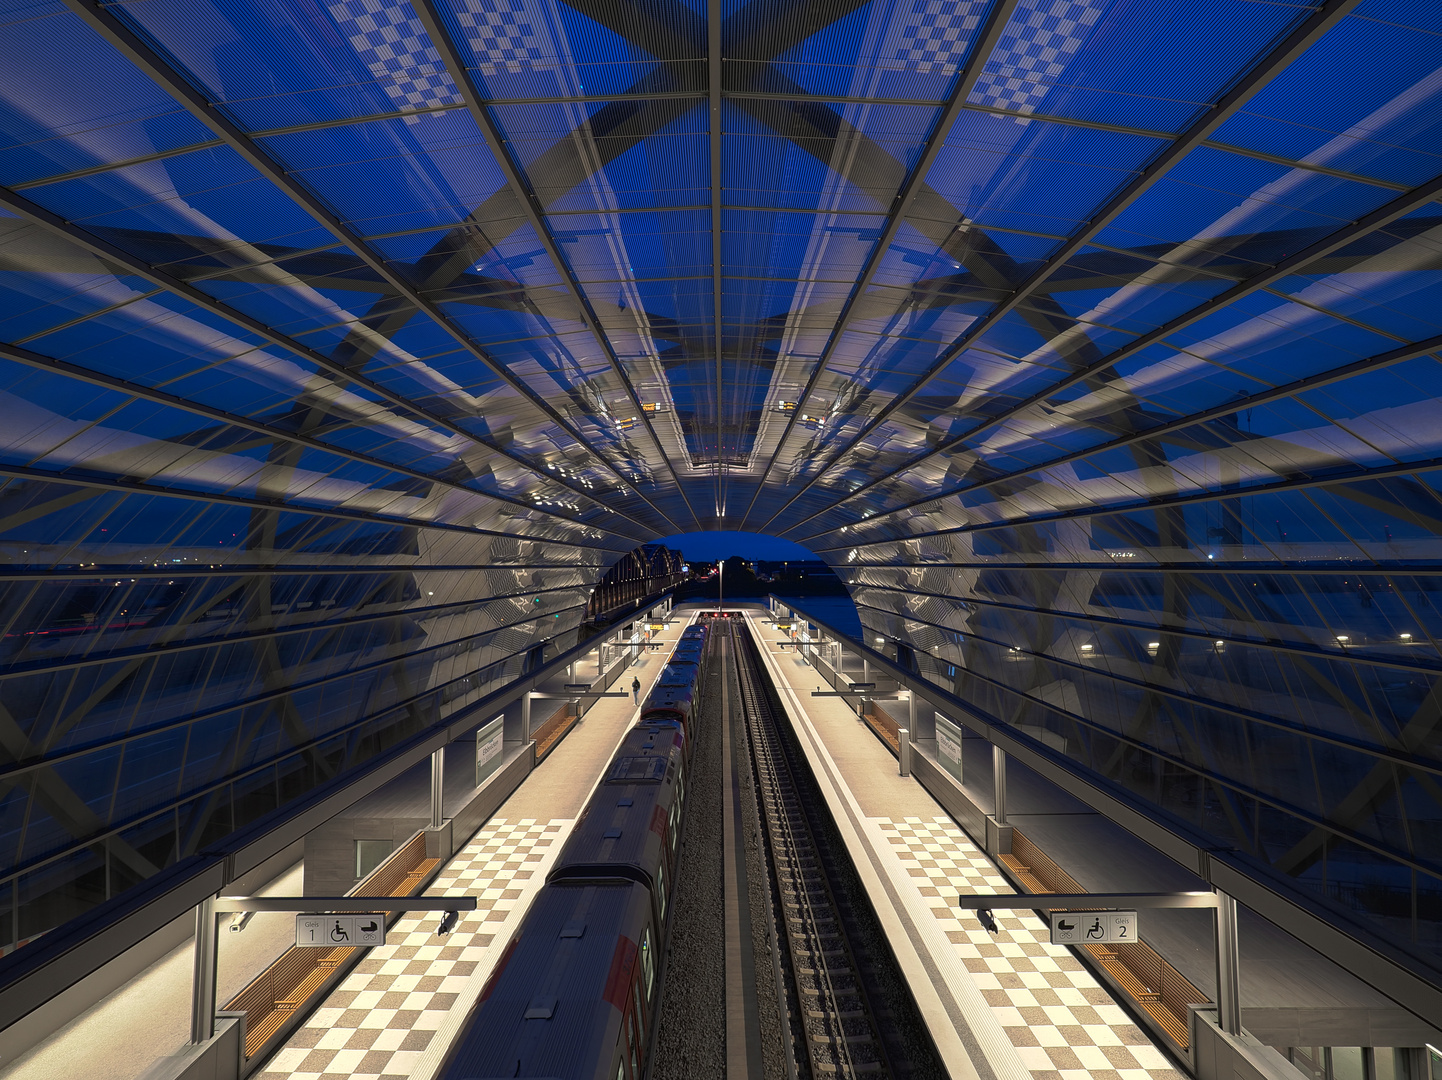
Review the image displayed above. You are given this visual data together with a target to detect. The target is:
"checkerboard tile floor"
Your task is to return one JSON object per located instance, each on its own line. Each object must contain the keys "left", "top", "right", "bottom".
{"left": 878, "top": 816, "right": 1183, "bottom": 1080}
{"left": 256, "top": 818, "right": 569, "bottom": 1080}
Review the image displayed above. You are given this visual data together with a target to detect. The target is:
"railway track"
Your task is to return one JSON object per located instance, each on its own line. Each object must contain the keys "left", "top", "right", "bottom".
{"left": 731, "top": 620, "right": 892, "bottom": 1079}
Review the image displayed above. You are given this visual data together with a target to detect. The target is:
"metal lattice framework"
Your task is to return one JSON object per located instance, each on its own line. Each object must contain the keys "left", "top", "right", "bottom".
{"left": 0, "top": 0, "right": 1441, "bottom": 1006}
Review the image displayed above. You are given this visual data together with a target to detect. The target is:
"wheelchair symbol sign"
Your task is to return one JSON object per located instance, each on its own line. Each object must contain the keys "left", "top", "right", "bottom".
{"left": 1050, "top": 910, "right": 1138, "bottom": 945}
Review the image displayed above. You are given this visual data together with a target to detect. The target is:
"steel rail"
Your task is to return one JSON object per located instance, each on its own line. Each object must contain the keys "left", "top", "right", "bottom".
{"left": 734, "top": 622, "right": 892, "bottom": 1078}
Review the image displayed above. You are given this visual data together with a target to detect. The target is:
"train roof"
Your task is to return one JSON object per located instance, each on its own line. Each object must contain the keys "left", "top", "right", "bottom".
{"left": 549, "top": 736, "right": 680, "bottom": 889}
{"left": 439, "top": 880, "right": 650, "bottom": 1080}
{"left": 642, "top": 687, "right": 694, "bottom": 710}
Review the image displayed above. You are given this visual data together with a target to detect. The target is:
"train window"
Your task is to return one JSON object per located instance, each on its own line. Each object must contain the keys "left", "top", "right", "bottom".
{"left": 628, "top": 1011, "right": 640, "bottom": 1079}
{"left": 656, "top": 859, "right": 666, "bottom": 921}
{"left": 640, "top": 928, "right": 655, "bottom": 999}
{"left": 616, "top": 1063, "right": 625, "bottom": 1080}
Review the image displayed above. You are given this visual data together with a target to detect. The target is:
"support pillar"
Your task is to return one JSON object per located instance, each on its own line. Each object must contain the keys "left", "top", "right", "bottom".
{"left": 190, "top": 895, "right": 217, "bottom": 1044}
{"left": 430, "top": 747, "right": 445, "bottom": 830}
{"left": 1215, "top": 889, "right": 1242, "bottom": 1036}
{"left": 898, "top": 727, "right": 911, "bottom": 776}
{"left": 522, "top": 693, "right": 533, "bottom": 741}
{"left": 986, "top": 745, "right": 1012, "bottom": 856}
{"left": 992, "top": 744, "right": 1007, "bottom": 823}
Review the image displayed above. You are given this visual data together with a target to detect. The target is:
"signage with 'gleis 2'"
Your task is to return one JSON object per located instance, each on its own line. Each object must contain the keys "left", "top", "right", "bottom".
{"left": 1049, "top": 910, "right": 1137, "bottom": 944}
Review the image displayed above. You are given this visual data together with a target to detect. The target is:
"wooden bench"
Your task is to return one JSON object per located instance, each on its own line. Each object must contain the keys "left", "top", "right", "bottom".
{"left": 1002, "top": 831, "right": 1207, "bottom": 1051}
{"left": 862, "top": 704, "right": 901, "bottom": 754}
{"left": 531, "top": 703, "right": 576, "bottom": 760}
{"left": 225, "top": 831, "right": 442, "bottom": 1060}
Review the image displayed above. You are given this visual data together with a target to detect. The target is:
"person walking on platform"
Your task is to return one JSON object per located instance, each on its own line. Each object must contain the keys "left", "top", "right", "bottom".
{"left": 631, "top": 676, "right": 641, "bottom": 705}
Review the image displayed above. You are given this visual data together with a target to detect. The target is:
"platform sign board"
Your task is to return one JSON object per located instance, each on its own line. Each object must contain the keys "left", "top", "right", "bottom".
{"left": 296, "top": 914, "right": 386, "bottom": 948}
{"left": 1050, "top": 911, "right": 1138, "bottom": 945}
{"left": 475, "top": 714, "right": 505, "bottom": 786}
{"left": 935, "top": 714, "right": 963, "bottom": 782}
{"left": 648, "top": 623, "right": 665, "bottom": 632}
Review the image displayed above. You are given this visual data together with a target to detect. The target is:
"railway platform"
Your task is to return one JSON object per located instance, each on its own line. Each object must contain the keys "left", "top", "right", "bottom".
{"left": 744, "top": 609, "right": 1185, "bottom": 1080}
{"left": 0, "top": 612, "right": 695, "bottom": 1080}
{"left": 250, "top": 614, "right": 695, "bottom": 1080}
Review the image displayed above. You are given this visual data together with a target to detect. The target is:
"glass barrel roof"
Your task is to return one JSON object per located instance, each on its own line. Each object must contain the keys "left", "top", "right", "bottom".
{"left": 1, "top": 0, "right": 1442, "bottom": 1008}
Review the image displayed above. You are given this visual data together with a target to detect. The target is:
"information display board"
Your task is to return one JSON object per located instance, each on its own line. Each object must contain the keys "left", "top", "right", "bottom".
{"left": 935, "top": 714, "right": 964, "bottom": 782}
{"left": 475, "top": 714, "right": 505, "bottom": 786}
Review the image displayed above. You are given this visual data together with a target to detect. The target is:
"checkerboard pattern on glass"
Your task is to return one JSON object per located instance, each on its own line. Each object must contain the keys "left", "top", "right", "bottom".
{"left": 879, "top": 816, "right": 1183, "bottom": 1080}
{"left": 327, "top": 0, "right": 549, "bottom": 119}
{"left": 255, "top": 819, "right": 566, "bottom": 1080}
{"left": 891, "top": 0, "right": 989, "bottom": 75}
{"left": 889, "top": 0, "right": 1104, "bottom": 117}
{"left": 973, "top": 0, "right": 1105, "bottom": 116}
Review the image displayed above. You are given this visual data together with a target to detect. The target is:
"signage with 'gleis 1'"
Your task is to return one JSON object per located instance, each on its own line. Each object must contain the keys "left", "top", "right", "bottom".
{"left": 295, "top": 913, "right": 386, "bottom": 947}
{"left": 1049, "top": 910, "right": 1137, "bottom": 945}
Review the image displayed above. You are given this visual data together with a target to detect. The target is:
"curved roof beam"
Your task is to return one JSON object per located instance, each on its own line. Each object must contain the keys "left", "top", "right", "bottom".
{"left": 752, "top": 0, "right": 1367, "bottom": 532}
{"left": 0, "top": 186, "right": 661, "bottom": 539}
{"left": 57, "top": 0, "right": 688, "bottom": 536}
{"left": 0, "top": 340, "right": 648, "bottom": 544}
{"left": 406, "top": 0, "right": 704, "bottom": 532}
{"left": 735, "top": 0, "right": 1023, "bottom": 528}
{"left": 786, "top": 170, "right": 1442, "bottom": 540}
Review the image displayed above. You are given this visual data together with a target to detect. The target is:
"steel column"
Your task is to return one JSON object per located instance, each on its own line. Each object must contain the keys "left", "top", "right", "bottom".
{"left": 430, "top": 747, "right": 445, "bottom": 830}
{"left": 993, "top": 744, "right": 1008, "bottom": 825}
{"left": 190, "top": 896, "right": 217, "bottom": 1045}
{"left": 1216, "top": 890, "right": 1243, "bottom": 1036}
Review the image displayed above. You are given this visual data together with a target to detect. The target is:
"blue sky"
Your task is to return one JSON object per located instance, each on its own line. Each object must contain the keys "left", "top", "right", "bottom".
{"left": 665, "top": 530, "right": 820, "bottom": 562}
